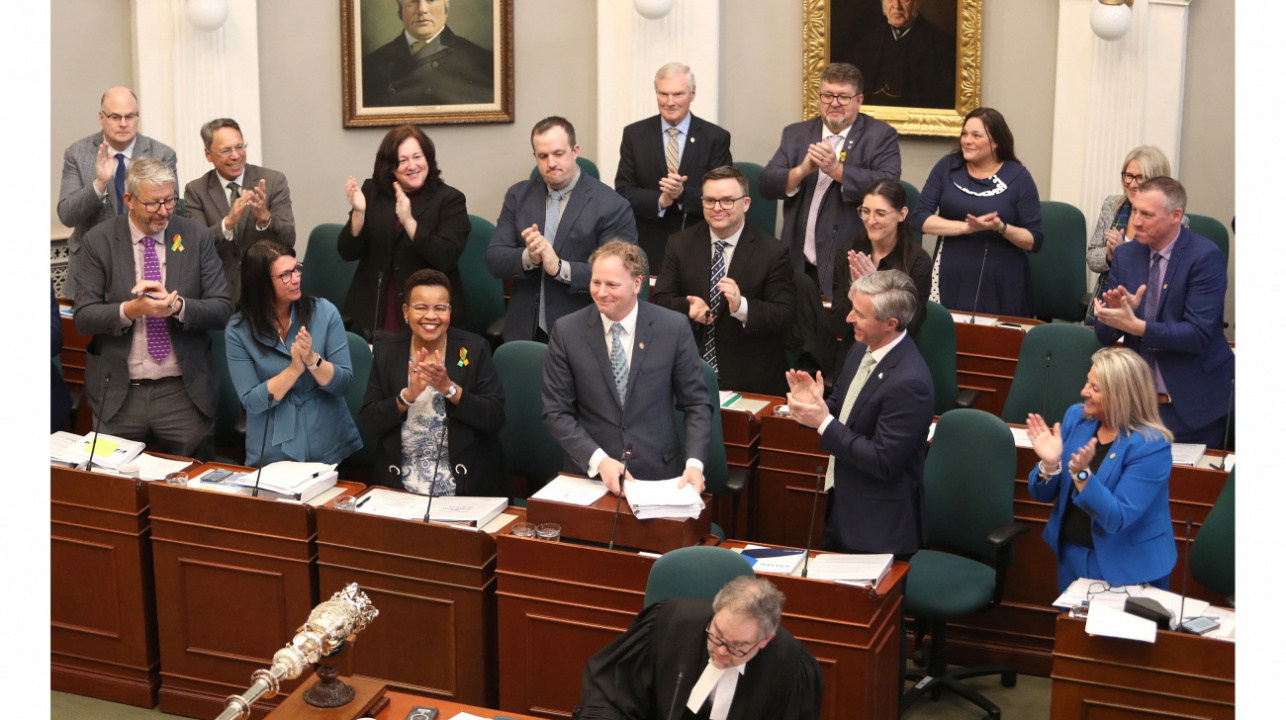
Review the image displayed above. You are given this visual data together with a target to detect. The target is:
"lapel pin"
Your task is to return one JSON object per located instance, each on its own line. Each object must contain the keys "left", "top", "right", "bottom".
{"left": 1109, "top": 453, "right": 1116, "bottom": 459}
{"left": 171, "top": 235, "right": 185, "bottom": 252}
{"left": 457, "top": 347, "right": 469, "bottom": 368}
{"left": 689, "top": 136, "right": 695, "bottom": 143}
{"left": 878, "top": 372, "right": 884, "bottom": 380}
{"left": 839, "top": 150, "right": 847, "bottom": 163}
{"left": 638, "top": 342, "right": 645, "bottom": 349}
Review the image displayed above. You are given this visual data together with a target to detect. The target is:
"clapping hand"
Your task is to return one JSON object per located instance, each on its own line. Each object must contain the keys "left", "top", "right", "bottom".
{"left": 1094, "top": 285, "right": 1146, "bottom": 335}
{"left": 94, "top": 141, "right": 115, "bottom": 190}
{"left": 1068, "top": 439, "right": 1098, "bottom": 491}
{"left": 848, "top": 249, "right": 877, "bottom": 281}
{"left": 129, "top": 280, "right": 179, "bottom": 318}
{"left": 248, "top": 179, "right": 271, "bottom": 223}
{"left": 658, "top": 171, "right": 687, "bottom": 208}
{"left": 717, "top": 277, "right": 742, "bottom": 313}
{"left": 785, "top": 369, "right": 828, "bottom": 429}
{"left": 292, "top": 325, "right": 318, "bottom": 368}
{"left": 1026, "top": 413, "right": 1062, "bottom": 468}
{"left": 686, "top": 295, "right": 713, "bottom": 324}
{"left": 965, "top": 212, "right": 1002, "bottom": 233}
{"left": 1105, "top": 228, "right": 1124, "bottom": 262}
{"left": 404, "top": 347, "right": 431, "bottom": 404}
{"left": 345, "top": 176, "right": 366, "bottom": 212}
{"left": 422, "top": 349, "right": 453, "bottom": 395}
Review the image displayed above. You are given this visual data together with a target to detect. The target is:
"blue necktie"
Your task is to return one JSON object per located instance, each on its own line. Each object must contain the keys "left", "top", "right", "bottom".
{"left": 538, "top": 189, "right": 563, "bottom": 333}
{"left": 610, "top": 323, "right": 627, "bottom": 405}
{"left": 1144, "top": 253, "right": 1163, "bottom": 320}
{"left": 703, "top": 240, "right": 728, "bottom": 372}
{"left": 114, "top": 153, "right": 126, "bottom": 214}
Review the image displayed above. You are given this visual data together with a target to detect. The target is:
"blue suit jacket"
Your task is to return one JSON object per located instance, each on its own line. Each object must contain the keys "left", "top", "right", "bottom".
{"left": 821, "top": 334, "right": 934, "bottom": 556}
{"left": 541, "top": 301, "right": 711, "bottom": 481}
{"left": 759, "top": 115, "right": 901, "bottom": 300}
{"left": 1094, "top": 226, "right": 1234, "bottom": 429}
{"left": 1028, "top": 404, "right": 1176, "bottom": 587}
{"left": 485, "top": 172, "right": 637, "bottom": 342}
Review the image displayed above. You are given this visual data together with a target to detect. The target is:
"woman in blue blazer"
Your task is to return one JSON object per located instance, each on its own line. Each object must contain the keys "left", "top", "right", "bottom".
{"left": 1026, "top": 346, "right": 1176, "bottom": 592}
{"left": 226, "top": 241, "right": 362, "bottom": 465}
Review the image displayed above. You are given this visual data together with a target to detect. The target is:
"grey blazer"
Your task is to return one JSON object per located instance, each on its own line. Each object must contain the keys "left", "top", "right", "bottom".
{"left": 58, "top": 131, "right": 178, "bottom": 296}
{"left": 71, "top": 214, "right": 233, "bottom": 422}
{"left": 541, "top": 301, "right": 711, "bottom": 481}
{"left": 183, "top": 164, "right": 297, "bottom": 298}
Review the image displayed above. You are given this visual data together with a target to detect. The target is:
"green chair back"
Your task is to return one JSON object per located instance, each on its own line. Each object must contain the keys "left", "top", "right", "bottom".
{"left": 900, "top": 179, "right": 923, "bottom": 248}
{"left": 344, "top": 331, "right": 375, "bottom": 468}
{"left": 493, "top": 341, "right": 565, "bottom": 493}
{"left": 459, "top": 215, "right": 505, "bottom": 336}
{"left": 1185, "top": 214, "right": 1230, "bottom": 270}
{"left": 924, "top": 409, "right": 1017, "bottom": 560}
{"left": 1030, "top": 201, "right": 1089, "bottom": 322}
{"left": 639, "top": 246, "right": 651, "bottom": 302}
{"left": 208, "top": 329, "right": 248, "bottom": 450}
{"left": 301, "top": 223, "right": 357, "bottom": 310}
{"left": 1190, "top": 468, "right": 1235, "bottom": 598}
{"left": 1000, "top": 323, "right": 1101, "bottom": 425}
{"left": 643, "top": 546, "right": 754, "bottom": 607}
{"left": 672, "top": 361, "right": 727, "bottom": 496}
{"left": 735, "top": 161, "right": 778, "bottom": 238}
{"left": 918, "top": 301, "right": 960, "bottom": 416}
{"left": 530, "top": 157, "right": 600, "bottom": 181}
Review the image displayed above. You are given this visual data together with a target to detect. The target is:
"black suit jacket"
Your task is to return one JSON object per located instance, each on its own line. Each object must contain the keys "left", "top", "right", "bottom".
{"left": 614, "top": 113, "right": 733, "bottom": 265}
{"left": 360, "top": 328, "right": 507, "bottom": 496}
{"left": 651, "top": 222, "right": 795, "bottom": 395}
{"left": 338, "top": 179, "right": 471, "bottom": 338}
{"left": 820, "top": 335, "right": 935, "bottom": 556}
{"left": 362, "top": 26, "right": 494, "bottom": 107}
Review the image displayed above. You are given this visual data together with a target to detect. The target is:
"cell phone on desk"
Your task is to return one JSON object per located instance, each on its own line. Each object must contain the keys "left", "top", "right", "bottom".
{"left": 405, "top": 707, "right": 438, "bottom": 720}
{"left": 200, "top": 468, "right": 236, "bottom": 484}
{"left": 1182, "top": 616, "right": 1220, "bottom": 635}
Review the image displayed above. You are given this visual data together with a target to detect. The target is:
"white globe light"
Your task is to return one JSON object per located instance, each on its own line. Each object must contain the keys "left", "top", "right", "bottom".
{"left": 1090, "top": 3, "right": 1132, "bottom": 41}
{"left": 187, "top": 0, "right": 229, "bottom": 31}
{"left": 634, "top": 0, "right": 675, "bottom": 21}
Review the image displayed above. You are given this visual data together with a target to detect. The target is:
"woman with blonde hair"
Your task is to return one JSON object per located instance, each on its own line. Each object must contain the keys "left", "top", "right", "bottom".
{"left": 1026, "top": 346, "right": 1176, "bottom": 592}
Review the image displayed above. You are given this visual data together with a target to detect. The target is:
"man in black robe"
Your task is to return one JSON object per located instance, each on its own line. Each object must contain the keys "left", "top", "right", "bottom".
{"left": 574, "top": 577, "right": 823, "bottom": 720}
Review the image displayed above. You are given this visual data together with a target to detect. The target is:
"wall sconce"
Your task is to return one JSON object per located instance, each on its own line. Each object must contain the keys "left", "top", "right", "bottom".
{"left": 634, "top": 0, "right": 675, "bottom": 21}
{"left": 187, "top": 0, "right": 229, "bottom": 31}
{"left": 1090, "top": 0, "right": 1133, "bottom": 41}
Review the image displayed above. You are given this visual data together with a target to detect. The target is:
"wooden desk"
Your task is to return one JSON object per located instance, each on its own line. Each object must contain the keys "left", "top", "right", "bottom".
{"left": 264, "top": 672, "right": 544, "bottom": 720}
{"left": 718, "top": 394, "right": 778, "bottom": 539}
{"left": 317, "top": 499, "right": 527, "bottom": 707}
{"left": 526, "top": 487, "right": 712, "bottom": 553}
{"left": 953, "top": 314, "right": 1042, "bottom": 416}
{"left": 1049, "top": 615, "right": 1234, "bottom": 720}
{"left": 58, "top": 306, "right": 93, "bottom": 434}
{"left": 495, "top": 532, "right": 907, "bottom": 720}
{"left": 756, "top": 406, "right": 828, "bottom": 549}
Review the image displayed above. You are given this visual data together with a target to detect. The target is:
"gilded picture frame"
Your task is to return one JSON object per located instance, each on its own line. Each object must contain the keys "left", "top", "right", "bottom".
{"left": 342, "top": 0, "right": 515, "bottom": 127}
{"left": 803, "top": 0, "right": 982, "bottom": 137}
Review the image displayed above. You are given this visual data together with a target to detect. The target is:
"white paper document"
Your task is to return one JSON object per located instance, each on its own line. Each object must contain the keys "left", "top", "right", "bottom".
{"left": 736, "top": 545, "right": 807, "bottom": 575}
{"left": 531, "top": 475, "right": 609, "bottom": 506}
{"left": 1084, "top": 603, "right": 1157, "bottom": 643}
{"left": 132, "top": 453, "right": 194, "bottom": 481}
{"left": 354, "top": 488, "right": 508, "bottom": 527}
{"left": 804, "top": 553, "right": 893, "bottom": 586}
{"left": 951, "top": 313, "right": 999, "bottom": 326}
{"left": 1170, "top": 443, "right": 1208, "bottom": 466}
{"left": 57, "top": 432, "right": 146, "bottom": 470}
{"left": 626, "top": 478, "right": 705, "bottom": 520}
{"left": 1010, "top": 427, "right": 1033, "bottom": 448}
{"left": 727, "top": 396, "right": 770, "bottom": 414}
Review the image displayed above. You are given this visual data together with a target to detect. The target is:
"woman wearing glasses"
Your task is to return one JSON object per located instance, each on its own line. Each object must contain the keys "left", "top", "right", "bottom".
{"left": 360, "top": 269, "right": 507, "bottom": 497}
{"left": 1026, "top": 346, "right": 1176, "bottom": 593}
{"left": 910, "top": 107, "right": 1043, "bottom": 318}
{"left": 225, "top": 241, "right": 362, "bottom": 465}
{"left": 340, "top": 124, "right": 471, "bottom": 340}
{"left": 1084, "top": 146, "right": 1186, "bottom": 323}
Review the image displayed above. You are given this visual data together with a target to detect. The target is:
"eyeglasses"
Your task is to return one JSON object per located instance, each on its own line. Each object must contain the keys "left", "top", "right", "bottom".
{"left": 274, "top": 264, "right": 304, "bottom": 284}
{"left": 704, "top": 620, "right": 759, "bottom": 658}
{"left": 398, "top": 152, "right": 426, "bottom": 168}
{"left": 1120, "top": 172, "right": 1146, "bottom": 186}
{"left": 700, "top": 196, "right": 747, "bottom": 210}
{"left": 103, "top": 112, "right": 139, "bottom": 123}
{"left": 138, "top": 197, "right": 178, "bottom": 212}
{"left": 819, "top": 92, "right": 857, "bottom": 106}
{"left": 215, "top": 143, "right": 248, "bottom": 158}
{"left": 859, "top": 207, "right": 898, "bottom": 220}
{"left": 408, "top": 303, "right": 451, "bottom": 314}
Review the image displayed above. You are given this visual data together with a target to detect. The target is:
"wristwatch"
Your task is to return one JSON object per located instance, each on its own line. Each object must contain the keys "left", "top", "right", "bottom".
{"left": 308, "top": 353, "right": 323, "bottom": 370}
{"left": 445, "top": 384, "right": 459, "bottom": 400}
{"left": 1075, "top": 469, "right": 1091, "bottom": 483}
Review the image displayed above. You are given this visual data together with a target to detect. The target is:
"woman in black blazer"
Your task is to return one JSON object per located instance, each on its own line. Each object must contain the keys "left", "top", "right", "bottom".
{"left": 359, "top": 269, "right": 507, "bottom": 496}
{"left": 339, "top": 124, "right": 471, "bottom": 340}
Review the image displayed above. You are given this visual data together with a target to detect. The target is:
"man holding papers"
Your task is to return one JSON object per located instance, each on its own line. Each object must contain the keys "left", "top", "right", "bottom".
{"left": 542, "top": 240, "right": 712, "bottom": 495}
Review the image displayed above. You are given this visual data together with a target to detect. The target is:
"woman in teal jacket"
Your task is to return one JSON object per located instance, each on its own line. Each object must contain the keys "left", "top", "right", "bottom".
{"left": 1026, "top": 346, "right": 1176, "bottom": 592}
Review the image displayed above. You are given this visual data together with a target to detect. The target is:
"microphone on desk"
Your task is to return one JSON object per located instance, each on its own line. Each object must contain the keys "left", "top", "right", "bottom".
{"left": 1218, "top": 376, "right": 1235, "bottom": 465}
{"left": 250, "top": 396, "right": 275, "bottom": 498}
{"left": 801, "top": 465, "right": 824, "bottom": 578}
{"left": 84, "top": 371, "right": 111, "bottom": 473}
{"left": 968, "top": 243, "right": 990, "bottom": 324}
{"left": 368, "top": 271, "right": 384, "bottom": 344}
{"left": 422, "top": 439, "right": 447, "bottom": 523}
{"left": 1040, "top": 350, "right": 1053, "bottom": 419}
{"left": 666, "top": 668, "right": 686, "bottom": 720}
{"left": 1177, "top": 516, "right": 1200, "bottom": 633}
{"left": 607, "top": 444, "right": 633, "bottom": 551}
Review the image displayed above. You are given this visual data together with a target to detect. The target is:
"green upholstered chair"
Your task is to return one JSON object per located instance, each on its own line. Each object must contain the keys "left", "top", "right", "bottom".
{"left": 1190, "top": 468, "right": 1235, "bottom": 600}
{"left": 341, "top": 331, "right": 375, "bottom": 470}
{"left": 639, "top": 246, "right": 651, "bottom": 303}
{"left": 459, "top": 215, "right": 506, "bottom": 344}
{"left": 1030, "top": 201, "right": 1089, "bottom": 322}
{"left": 208, "top": 329, "right": 247, "bottom": 464}
{"left": 918, "top": 301, "right": 979, "bottom": 415}
{"left": 902, "top": 408, "right": 1026, "bottom": 719}
{"left": 301, "top": 223, "right": 357, "bottom": 312}
{"left": 900, "top": 179, "right": 923, "bottom": 249}
{"left": 530, "top": 156, "right": 600, "bottom": 181}
{"left": 735, "top": 161, "right": 778, "bottom": 238}
{"left": 643, "top": 546, "right": 755, "bottom": 607}
{"left": 1185, "top": 214, "right": 1230, "bottom": 270}
{"left": 671, "top": 360, "right": 748, "bottom": 539}
{"left": 493, "top": 341, "right": 565, "bottom": 500}
{"left": 1000, "top": 323, "right": 1101, "bottom": 425}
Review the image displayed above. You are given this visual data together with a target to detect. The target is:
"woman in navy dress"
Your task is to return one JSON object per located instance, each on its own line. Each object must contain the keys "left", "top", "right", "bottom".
{"left": 910, "top": 108, "right": 1043, "bottom": 317}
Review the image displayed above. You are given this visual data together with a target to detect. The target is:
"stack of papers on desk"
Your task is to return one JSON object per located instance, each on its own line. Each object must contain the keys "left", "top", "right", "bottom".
{"left": 738, "top": 545, "right": 807, "bottom": 575}
{"left": 1171, "top": 443, "right": 1207, "bottom": 466}
{"left": 1084, "top": 603, "right": 1157, "bottom": 643}
{"left": 950, "top": 313, "right": 999, "bottom": 326}
{"left": 354, "top": 488, "right": 508, "bottom": 527}
{"left": 130, "top": 453, "right": 193, "bottom": 481}
{"left": 804, "top": 553, "right": 893, "bottom": 586}
{"left": 192, "top": 462, "right": 338, "bottom": 502}
{"left": 531, "top": 475, "right": 608, "bottom": 506}
{"left": 626, "top": 478, "right": 705, "bottom": 519}
{"left": 1052, "top": 578, "right": 1210, "bottom": 622}
{"left": 54, "top": 431, "right": 145, "bottom": 470}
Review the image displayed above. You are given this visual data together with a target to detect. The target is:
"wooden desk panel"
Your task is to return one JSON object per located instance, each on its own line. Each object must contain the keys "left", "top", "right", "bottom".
{"left": 264, "top": 673, "right": 545, "bottom": 720}
{"left": 526, "top": 491, "right": 712, "bottom": 553}
{"left": 954, "top": 315, "right": 1040, "bottom": 416}
{"left": 1049, "top": 615, "right": 1234, "bottom": 720}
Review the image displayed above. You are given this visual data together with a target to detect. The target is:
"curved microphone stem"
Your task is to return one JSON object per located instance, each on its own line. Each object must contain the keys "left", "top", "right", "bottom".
{"left": 250, "top": 397, "right": 275, "bottom": 498}
{"left": 85, "top": 372, "right": 111, "bottom": 473}
{"left": 801, "top": 465, "right": 824, "bottom": 578}
{"left": 607, "top": 445, "right": 632, "bottom": 551}
{"left": 969, "top": 243, "right": 990, "bottom": 324}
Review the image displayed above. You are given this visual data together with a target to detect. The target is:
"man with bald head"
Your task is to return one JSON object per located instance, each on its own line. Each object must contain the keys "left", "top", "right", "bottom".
{"left": 58, "top": 87, "right": 178, "bottom": 297}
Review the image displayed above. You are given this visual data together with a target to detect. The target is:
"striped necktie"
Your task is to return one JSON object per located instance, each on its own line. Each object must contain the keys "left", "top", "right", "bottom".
{"left": 703, "top": 240, "right": 728, "bottom": 372}
{"left": 665, "top": 127, "right": 681, "bottom": 173}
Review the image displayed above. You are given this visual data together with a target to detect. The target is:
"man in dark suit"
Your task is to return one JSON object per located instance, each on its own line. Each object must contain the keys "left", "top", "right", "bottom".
{"left": 183, "top": 118, "right": 296, "bottom": 301}
{"left": 487, "top": 116, "right": 637, "bottom": 342}
{"left": 760, "top": 63, "right": 901, "bottom": 301}
{"left": 846, "top": 0, "right": 956, "bottom": 109}
{"left": 615, "top": 62, "right": 733, "bottom": 267}
{"left": 1093, "top": 177, "right": 1234, "bottom": 447}
{"left": 58, "top": 86, "right": 177, "bottom": 298}
{"left": 653, "top": 165, "right": 795, "bottom": 395}
{"left": 72, "top": 158, "right": 234, "bottom": 461}
{"left": 786, "top": 269, "right": 933, "bottom": 557}
{"left": 362, "top": 0, "right": 493, "bottom": 107}
{"left": 542, "top": 241, "right": 712, "bottom": 495}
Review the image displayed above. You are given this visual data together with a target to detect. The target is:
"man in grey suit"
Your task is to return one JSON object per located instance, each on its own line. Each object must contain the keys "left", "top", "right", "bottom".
{"left": 542, "top": 241, "right": 711, "bottom": 495}
{"left": 72, "top": 158, "right": 233, "bottom": 461}
{"left": 486, "top": 116, "right": 637, "bottom": 342}
{"left": 183, "top": 117, "right": 296, "bottom": 300}
{"left": 58, "top": 87, "right": 178, "bottom": 297}
{"left": 760, "top": 63, "right": 901, "bottom": 301}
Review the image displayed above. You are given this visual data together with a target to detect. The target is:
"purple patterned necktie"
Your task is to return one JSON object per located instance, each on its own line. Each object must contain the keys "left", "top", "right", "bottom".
{"left": 142, "top": 236, "right": 172, "bottom": 363}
